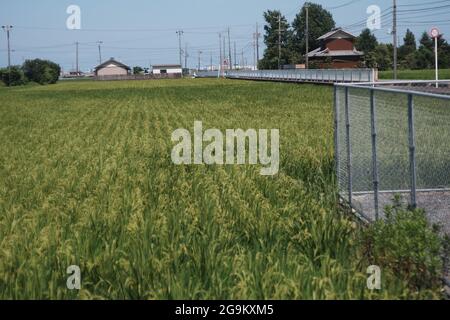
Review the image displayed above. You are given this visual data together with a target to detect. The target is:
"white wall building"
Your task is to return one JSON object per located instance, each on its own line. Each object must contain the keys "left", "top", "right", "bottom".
{"left": 152, "top": 64, "right": 182, "bottom": 75}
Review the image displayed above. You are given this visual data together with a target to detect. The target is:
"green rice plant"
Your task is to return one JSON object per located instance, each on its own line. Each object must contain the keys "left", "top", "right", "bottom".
{"left": 0, "top": 79, "right": 443, "bottom": 299}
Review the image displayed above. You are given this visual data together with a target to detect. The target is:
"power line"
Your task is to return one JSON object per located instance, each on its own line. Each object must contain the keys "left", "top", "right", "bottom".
{"left": 327, "top": 0, "right": 363, "bottom": 10}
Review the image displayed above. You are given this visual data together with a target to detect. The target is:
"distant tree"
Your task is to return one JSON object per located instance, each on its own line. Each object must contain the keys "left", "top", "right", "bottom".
{"left": 355, "top": 28, "right": 378, "bottom": 54}
{"left": 259, "top": 10, "right": 292, "bottom": 69}
{"left": 290, "top": 2, "right": 335, "bottom": 63}
{"left": 419, "top": 32, "right": 433, "bottom": 51}
{"left": 398, "top": 29, "right": 417, "bottom": 68}
{"left": 355, "top": 29, "right": 379, "bottom": 68}
{"left": 403, "top": 29, "right": 417, "bottom": 51}
{"left": 374, "top": 44, "right": 393, "bottom": 71}
{"left": 414, "top": 46, "right": 433, "bottom": 69}
{"left": 133, "top": 66, "right": 144, "bottom": 75}
{"left": 22, "top": 59, "right": 60, "bottom": 84}
{"left": 0, "top": 66, "right": 27, "bottom": 86}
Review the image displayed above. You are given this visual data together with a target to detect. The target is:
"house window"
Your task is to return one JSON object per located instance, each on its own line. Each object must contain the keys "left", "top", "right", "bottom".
{"left": 161, "top": 69, "right": 167, "bottom": 74}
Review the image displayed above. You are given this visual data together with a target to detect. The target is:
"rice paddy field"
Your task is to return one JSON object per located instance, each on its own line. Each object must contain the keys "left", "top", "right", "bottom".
{"left": 0, "top": 79, "right": 441, "bottom": 299}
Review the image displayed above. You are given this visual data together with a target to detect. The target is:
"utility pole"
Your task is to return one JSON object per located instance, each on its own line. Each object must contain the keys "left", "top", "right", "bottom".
{"left": 253, "top": 32, "right": 257, "bottom": 70}
{"left": 305, "top": 3, "right": 310, "bottom": 69}
{"left": 241, "top": 49, "right": 244, "bottom": 70}
{"left": 278, "top": 14, "right": 282, "bottom": 70}
{"left": 223, "top": 36, "right": 226, "bottom": 69}
{"left": 210, "top": 52, "right": 213, "bottom": 71}
{"left": 393, "top": 0, "right": 397, "bottom": 79}
{"left": 198, "top": 50, "right": 202, "bottom": 71}
{"left": 256, "top": 22, "right": 260, "bottom": 69}
{"left": 176, "top": 30, "right": 184, "bottom": 68}
{"left": 75, "top": 41, "right": 79, "bottom": 75}
{"left": 1, "top": 25, "right": 12, "bottom": 71}
{"left": 184, "top": 43, "right": 189, "bottom": 69}
{"left": 97, "top": 41, "right": 103, "bottom": 65}
{"left": 227, "top": 28, "right": 232, "bottom": 71}
{"left": 233, "top": 42, "right": 237, "bottom": 70}
{"left": 219, "top": 33, "right": 222, "bottom": 74}
{"left": 2, "top": 25, "right": 12, "bottom": 86}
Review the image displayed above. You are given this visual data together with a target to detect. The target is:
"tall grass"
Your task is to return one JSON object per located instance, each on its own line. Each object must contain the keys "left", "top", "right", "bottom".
{"left": 0, "top": 79, "right": 442, "bottom": 299}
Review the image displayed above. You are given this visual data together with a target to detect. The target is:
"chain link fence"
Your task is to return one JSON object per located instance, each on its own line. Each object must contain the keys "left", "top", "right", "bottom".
{"left": 334, "top": 80, "right": 450, "bottom": 234}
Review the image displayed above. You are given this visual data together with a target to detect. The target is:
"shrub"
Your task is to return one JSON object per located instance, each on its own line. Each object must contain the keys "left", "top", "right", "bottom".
{"left": 22, "top": 59, "right": 61, "bottom": 85}
{"left": 0, "top": 66, "right": 27, "bottom": 86}
{"left": 362, "top": 195, "right": 444, "bottom": 292}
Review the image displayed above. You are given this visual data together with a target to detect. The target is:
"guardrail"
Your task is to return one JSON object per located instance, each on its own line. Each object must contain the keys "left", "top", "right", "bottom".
{"left": 194, "top": 71, "right": 220, "bottom": 78}
{"left": 225, "top": 69, "right": 377, "bottom": 83}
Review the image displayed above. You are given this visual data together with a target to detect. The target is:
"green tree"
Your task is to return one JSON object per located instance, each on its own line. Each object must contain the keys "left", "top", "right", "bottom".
{"left": 419, "top": 31, "right": 433, "bottom": 51}
{"left": 403, "top": 29, "right": 417, "bottom": 51}
{"left": 22, "top": 59, "right": 61, "bottom": 85}
{"left": 414, "top": 47, "right": 433, "bottom": 69}
{"left": 374, "top": 44, "right": 393, "bottom": 70}
{"left": 0, "top": 66, "right": 27, "bottom": 86}
{"left": 259, "top": 10, "right": 292, "bottom": 70}
{"left": 290, "top": 2, "right": 335, "bottom": 63}
{"left": 355, "top": 28, "right": 378, "bottom": 54}
{"left": 133, "top": 66, "right": 144, "bottom": 75}
{"left": 398, "top": 29, "right": 417, "bottom": 68}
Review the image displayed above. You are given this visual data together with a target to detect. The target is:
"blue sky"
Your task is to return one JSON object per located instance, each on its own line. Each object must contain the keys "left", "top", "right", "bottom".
{"left": 1, "top": 0, "right": 449, "bottom": 71}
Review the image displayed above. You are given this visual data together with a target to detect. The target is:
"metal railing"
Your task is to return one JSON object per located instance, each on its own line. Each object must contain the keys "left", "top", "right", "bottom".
{"left": 334, "top": 80, "right": 450, "bottom": 233}
{"left": 194, "top": 71, "right": 221, "bottom": 78}
{"left": 225, "top": 68, "right": 377, "bottom": 83}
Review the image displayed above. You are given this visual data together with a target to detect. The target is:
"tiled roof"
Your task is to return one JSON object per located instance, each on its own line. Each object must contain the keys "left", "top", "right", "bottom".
{"left": 306, "top": 48, "right": 364, "bottom": 58}
{"left": 317, "top": 28, "right": 357, "bottom": 40}
{"left": 94, "top": 58, "right": 130, "bottom": 71}
{"left": 152, "top": 64, "right": 182, "bottom": 68}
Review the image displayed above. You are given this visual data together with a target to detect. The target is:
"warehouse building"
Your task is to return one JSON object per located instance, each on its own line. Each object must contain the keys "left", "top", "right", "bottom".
{"left": 94, "top": 58, "right": 131, "bottom": 76}
{"left": 152, "top": 64, "right": 182, "bottom": 76}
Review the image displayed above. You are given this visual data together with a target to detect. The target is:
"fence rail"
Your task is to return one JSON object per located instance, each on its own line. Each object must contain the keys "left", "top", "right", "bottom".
{"left": 225, "top": 68, "right": 377, "bottom": 83}
{"left": 334, "top": 80, "right": 450, "bottom": 234}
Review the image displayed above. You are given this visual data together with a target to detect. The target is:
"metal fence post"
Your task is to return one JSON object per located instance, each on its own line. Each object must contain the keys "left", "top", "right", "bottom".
{"left": 344, "top": 87, "right": 353, "bottom": 205}
{"left": 408, "top": 94, "right": 417, "bottom": 208}
{"left": 370, "top": 90, "right": 380, "bottom": 220}
{"left": 334, "top": 86, "right": 340, "bottom": 187}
